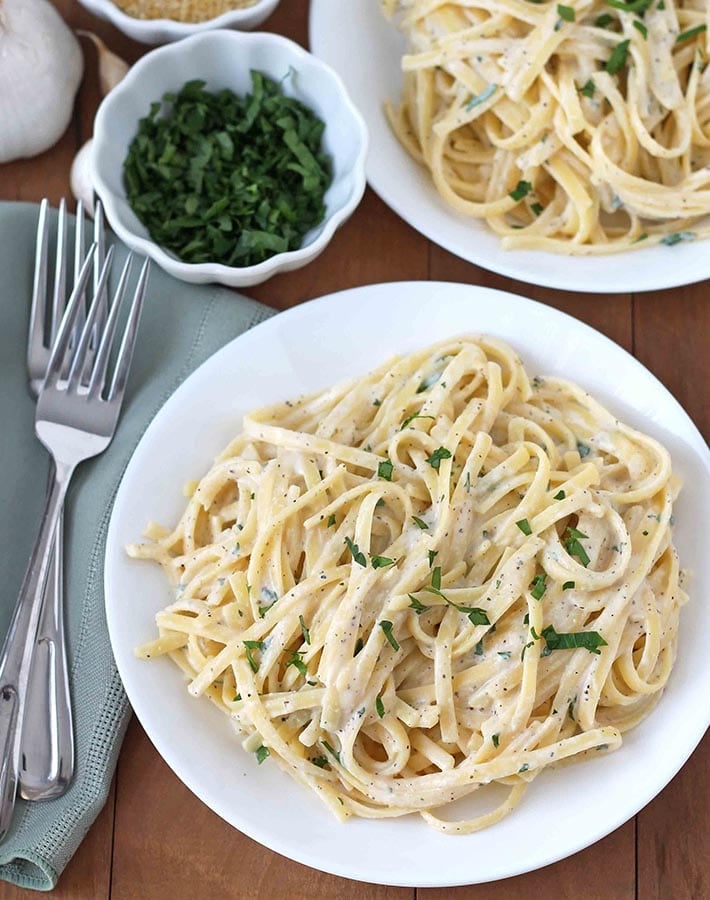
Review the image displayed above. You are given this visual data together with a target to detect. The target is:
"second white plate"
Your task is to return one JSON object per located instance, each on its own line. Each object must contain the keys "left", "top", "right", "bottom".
{"left": 309, "top": 0, "right": 710, "bottom": 294}
{"left": 105, "top": 282, "right": 710, "bottom": 887}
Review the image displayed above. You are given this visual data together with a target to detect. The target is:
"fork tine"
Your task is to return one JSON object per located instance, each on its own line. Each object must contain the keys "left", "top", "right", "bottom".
{"left": 43, "top": 244, "right": 96, "bottom": 390}
{"left": 50, "top": 199, "right": 68, "bottom": 343}
{"left": 65, "top": 246, "right": 115, "bottom": 393}
{"left": 28, "top": 199, "right": 50, "bottom": 356}
{"left": 93, "top": 202, "right": 106, "bottom": 293}
{"left": 73, "top": 200, "right": 87, "bottom": 343}
{"left": 108, "top": 258, "right": 150, "bottom": 403}
{"left": 87, "top": 253, "right": 133, "bottom": 399}
{"left": 73, "top": 201, "right": 86, "bottom": 287}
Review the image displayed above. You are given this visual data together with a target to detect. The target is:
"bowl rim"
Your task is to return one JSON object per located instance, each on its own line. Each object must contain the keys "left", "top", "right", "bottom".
{"left": 78, "top": 0, "right": 281, "bottom": 38}
{"left": 92, "top": 29, "right": 369, "bottom": 281}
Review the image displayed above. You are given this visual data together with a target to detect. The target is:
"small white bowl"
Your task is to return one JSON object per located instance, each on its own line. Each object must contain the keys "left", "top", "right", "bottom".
{"left": 78, "top": 0, "right": 281, "bottom": 44}
{"left": 92, "top": 31, "right": 368, "bottom": 287}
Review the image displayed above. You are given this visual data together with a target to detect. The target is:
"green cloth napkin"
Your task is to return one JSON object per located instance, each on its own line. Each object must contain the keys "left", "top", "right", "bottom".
{"left": 0, "top": 202, "right": 275, "bottom": 891}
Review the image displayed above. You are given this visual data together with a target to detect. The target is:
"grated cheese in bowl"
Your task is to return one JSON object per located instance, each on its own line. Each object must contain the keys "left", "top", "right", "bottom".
{"left": 112, "top": 0, "right": 258, "bottom": 22}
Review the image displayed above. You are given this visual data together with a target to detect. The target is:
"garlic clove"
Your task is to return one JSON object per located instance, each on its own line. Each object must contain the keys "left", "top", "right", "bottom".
{"left": 71, "top": 139, "right": 95, "bottom": 218}
{"left": 70, "top": 37, "right": 129, "bottom": 214}
{"left": 77, "top": 31, "right": 130, "bottom": 96}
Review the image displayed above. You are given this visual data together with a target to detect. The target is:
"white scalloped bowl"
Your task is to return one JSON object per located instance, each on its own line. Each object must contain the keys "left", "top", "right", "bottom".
{"left": 92, "top": 31, "right": 368, "bottom": 287}
{"left": 78, "top": 0, "right": 281, "bottom": 44}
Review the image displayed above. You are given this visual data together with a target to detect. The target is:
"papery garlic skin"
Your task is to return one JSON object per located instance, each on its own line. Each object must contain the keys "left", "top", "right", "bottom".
{"left": 0, "top": 0, "right": 83, "bottom": 163}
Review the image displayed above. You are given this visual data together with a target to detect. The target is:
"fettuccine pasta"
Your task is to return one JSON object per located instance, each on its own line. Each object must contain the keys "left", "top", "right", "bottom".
{"left": 383, "top": 0, "right": 710, "bottom": 253}
{"left": 129, "top": 337, "right": 685, "bottom": 833}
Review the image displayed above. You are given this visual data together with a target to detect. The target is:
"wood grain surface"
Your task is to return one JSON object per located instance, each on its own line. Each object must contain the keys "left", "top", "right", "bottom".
{"left": 0, "top": 2, "right": 707, "bottom": 897}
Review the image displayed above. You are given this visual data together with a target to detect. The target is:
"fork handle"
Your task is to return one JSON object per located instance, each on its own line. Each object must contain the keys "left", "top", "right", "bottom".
{"left": 19, "top": 507, "right": 74, "bottom": 801}
{"left": 0, "top": 461, "right": 74, "bottom": 842}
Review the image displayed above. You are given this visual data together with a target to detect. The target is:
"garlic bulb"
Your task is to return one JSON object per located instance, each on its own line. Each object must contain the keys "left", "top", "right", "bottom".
{"left": 0, "top": 0, "right": 83, "bottom": 164}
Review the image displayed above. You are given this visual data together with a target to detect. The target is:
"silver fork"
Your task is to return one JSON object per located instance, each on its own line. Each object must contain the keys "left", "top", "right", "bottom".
{"left": 22, "top": 199, "right": 107, "bottom": 801}
{"left": 0, "top": 244, "right": 149, "bottom": 841}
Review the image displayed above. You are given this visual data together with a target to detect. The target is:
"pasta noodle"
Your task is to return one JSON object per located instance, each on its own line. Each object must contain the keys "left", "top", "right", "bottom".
{"left": 129, "top": 336, "right": 686, "bottom": 833}
{"left": 382, "top": 0, "right": 710, "bottom": 253}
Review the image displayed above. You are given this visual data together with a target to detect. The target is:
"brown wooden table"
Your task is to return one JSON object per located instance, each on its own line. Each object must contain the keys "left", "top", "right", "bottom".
{"left": 1, "top": 2, "right": 708, "bottom": 897}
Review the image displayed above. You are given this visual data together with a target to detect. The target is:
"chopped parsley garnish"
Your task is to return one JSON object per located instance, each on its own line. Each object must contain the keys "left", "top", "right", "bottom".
{"left": 463, "top": 607, "right": 490, "bottom": 626}
{"left": 371, "top": 555, "right": 395, "bottom": 569}
{"left": 428, "top": 550, "right": 438, "bottom": 568}
{"left": 518, "top": 763, "right": 530, "bottom": 773}
{"left": 516, "top": 518, "right": 532, "bottom": 535}
{"left": 379, "top": 620, "right": 400, "bottom": 651}
{"left": 373, "top": 398, "right": 381, "bottom": 407}
{"left": 322, "top": 740, "right": 341, "bottom": 763}
{"left": 427, "top": 581, "right": 490, "bottom": 625}
{"left": 531, "top": 202, "right": 544, "bottom": 216}
{"left": 426, "top": 447, "right": 452, "bottom": 470}
{"left": 416, "top": 371, "right": 442, "bottom": 393}
{"left": 557, "top": 4, "right": 575, "bottom": 20}
{"left": 412, "top": 515, "right": 429, "bottom": 530}
{"left": 353, "top": 637, "right": 364, "bottom": 656}
{"left": 498, "top": 651, "right": 512, "bottom": 660}
{"left": 299, "top": 614, "right": 311, "bottom": 645}
{"left": 633, "top": 232, "right": 648, "bottom": 243}
{"left": 563, "top": 581, "right": 575, "bottom": 590}
{"left": 492, "top": 733, "right": 500, "bottom": 748}
{"left": 577, "top": 441, "right": 591, "bottom": 458}
{"left": 285, "top": 649, "right": 307, "bottom": 677}
{"left": 378, "top": 459, "right": 394, "bottom": 481}
{"left": 408, "top": 594, "right": 429, "bottom": 614}
{"left": 255, "top": 745, "right": 270, "bottom": 765}
{"left": 233, "top": 693, "right": 241, "bottom": 702}
{"left": 633, "top": 20, "right": 648, "bottom": 39}
{"left": 243, "top": 640, "right": 265, "bottom": 673}
{"left": 605, "top": 40, "right": 630, "bottom": 76}
{"left": 376, "top": 695, "right": 386, "bottom": 718}
{"left": 259, "top": 587, "right": 279, "bottom": 617}
{"left": 509, "top": 180, "right": 533, "bottom": 201}
{"left": 465, "top": 83, "right": 497, "bottom": 110}
{"left": 676, "top": 24, "right": 707, "bottom": 44}
{"left": 345, "top": 537, "right": 367, "bottom": 567}
{"left": 401, "top": 413, "right": 435, "bottom": 430}
{"left": 564, "top": 526, "right": 591, "bottom": 567}
{"left": 595, "top": 12, "right": 614, "bottom": 26}
{"left": 541, "top": 624, "right": 608, "bottom": 655}
{"left": 432, "top": 566, "right": 442, "bottom": 591}
{"left": 123, "top": 73, "right": 331, "bottom": 268}
{"left": 475, "top": 639, "right": 484, "bottom": 656}
{"left": 579, "top": 80, "right": 595, "bottom": 99}
{"left": 530, "top": 573, "right": 548, "bottom": 601}
{"left": 327, "top": 513, "right": 336, "bottom": 527}
{"left": 554, "top": 489, "right": 566, "bottom": 500}
{"left": 311, "top": 755, "right": 329, "bottom": 768}
{"left": 660, "top": 231, "right": 696, "bottom": 246}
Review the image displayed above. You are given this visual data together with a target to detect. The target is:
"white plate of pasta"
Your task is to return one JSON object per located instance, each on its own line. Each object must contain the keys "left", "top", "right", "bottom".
{"left": 309, "top": 0, "right": 710, "bottom": 293}
{"left": 105, "top": 281, "right": 710, "bottom": 886}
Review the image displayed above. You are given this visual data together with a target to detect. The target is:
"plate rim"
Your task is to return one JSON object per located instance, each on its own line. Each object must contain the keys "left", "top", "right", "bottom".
{"left": 105, "top": 280, "right": 710, "bottom": 887}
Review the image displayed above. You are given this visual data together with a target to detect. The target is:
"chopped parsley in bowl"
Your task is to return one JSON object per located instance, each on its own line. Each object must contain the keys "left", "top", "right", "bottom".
{"left": 92, "top": 29, "right": 367, "bottom": 286}
{"left": 123, "top": 73, "right": 332, "bottom": 269}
